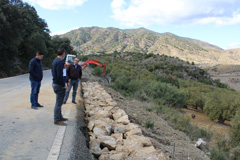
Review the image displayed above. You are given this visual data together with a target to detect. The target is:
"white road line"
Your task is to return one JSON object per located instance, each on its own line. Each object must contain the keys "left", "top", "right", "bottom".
{"left": 47, "top": 109, "right": 71, "bottom": 160}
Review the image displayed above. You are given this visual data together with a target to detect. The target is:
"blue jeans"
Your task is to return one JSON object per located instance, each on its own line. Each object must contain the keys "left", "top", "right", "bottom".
{"left": 52, "top": 83, "right": 66, "bottom": 122}
{"left": 64, "top": 80, "right": 79, "bottom": 102}
{"left": 30, "top": 80, "right": 41, "bottom": 107}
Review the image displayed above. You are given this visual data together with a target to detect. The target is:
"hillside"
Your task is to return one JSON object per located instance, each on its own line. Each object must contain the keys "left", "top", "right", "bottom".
{"left": 60, "top": 27, "right": 240, "bottom": 66}
{"left": 84, "top": 52, "right": 240, "bottom": 159}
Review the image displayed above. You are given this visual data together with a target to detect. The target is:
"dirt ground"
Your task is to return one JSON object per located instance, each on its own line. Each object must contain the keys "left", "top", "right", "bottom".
{"left": 180, "top": 108, "right": 230, "bottom": 136}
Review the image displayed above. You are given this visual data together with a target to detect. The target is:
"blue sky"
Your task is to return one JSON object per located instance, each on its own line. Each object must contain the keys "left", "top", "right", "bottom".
{"left": 23, "top": 0, "right": 240, "bottom": 49}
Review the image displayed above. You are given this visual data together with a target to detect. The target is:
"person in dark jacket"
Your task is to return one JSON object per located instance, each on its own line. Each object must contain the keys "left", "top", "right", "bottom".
{"left": 51, "top": 48, "right": 68, "bottom": 126}
{"left": 63, "top": 58, "right": 82, "bottom": 104}
{"left": 29, "top": 51, "right": 44, "bottom": 110}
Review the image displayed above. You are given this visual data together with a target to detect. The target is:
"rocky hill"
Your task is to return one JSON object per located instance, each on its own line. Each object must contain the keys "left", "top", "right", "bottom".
{"left": 60, "top": 27, "right": 240, "bottom": 66}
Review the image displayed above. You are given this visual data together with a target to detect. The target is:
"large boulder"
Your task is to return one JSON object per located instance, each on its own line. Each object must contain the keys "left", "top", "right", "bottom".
{"left": 125, "top": 128, "right": 142, "bottom": 137}
{"left": 98, "top": 136, "right": 117, "bottom": 150}
{"left": 130, "top": 146, "right": 156, "bottom": 157}
{"left": 113, "top": 123, "right": 126, "bottom": 134}
{"left": 126, "top": 123, "right": 140, "bottom": 132}
{"left": 112, "top": 133, "right": 123, "bottom": 143}
{"left": 113, "top": 109, "right": 127, "bottom": 120}
{"left": 117, "top": 115, "right": 130, "bottom": 125}
{"left": 92, "top": 119, "right": 112, "bottom": 136}
{"left": 89, "top": 139, "right": 102, "bottom": 157}
{"left": 99, "top": 151, "right": 128, "bottom": 160}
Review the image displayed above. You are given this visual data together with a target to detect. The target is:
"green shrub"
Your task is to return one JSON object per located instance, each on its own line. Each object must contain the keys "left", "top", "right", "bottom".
{"left": 147, "top": 65, "right": 154, "bottom": 72}
{"left": 184, "top": 87, "right": 205, "bottom": 110}
{"left": 145, "top": 120, "right": 154, "bottom": 129}
{"left": 144, "top": 82, "right": 186, "bottom": 108}
{"left": 156, "top": 74, "right": 180, "bottom": 88}
{"left": 173, "top": 71, "right": 184, "bottom": 79}
{"left": 80, "top": 55, "right": 88, "bottom": 61}
{"left": 232, "top": 146, "right": 240, "bottom": 160}
{"left": 93, "top": 66, "right": 103, "bottom": 76}
{"left": 146, "top": 107, "right": 153, "bottom": 112}
{"left": 214, "top": 79, "right": 228, "bottom": 88}
{"left": 230, "top": 109, "right": 240, "bottom": 145}
{"left": 210, "top": 148, "right": 227, "bottom": 160}
{"left": 204, "top": 90, "right": 240, "bottom": 123}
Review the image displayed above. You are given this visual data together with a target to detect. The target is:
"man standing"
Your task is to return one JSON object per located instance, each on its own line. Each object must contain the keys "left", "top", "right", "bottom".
{"left": 63, "top": 58, "right": 82, "bottom": 104}
{"left": 52, "top": 48, "right": 68, "bottom": 126}
{"left": 29, "top": 51, "right": 44, "bottom": 110}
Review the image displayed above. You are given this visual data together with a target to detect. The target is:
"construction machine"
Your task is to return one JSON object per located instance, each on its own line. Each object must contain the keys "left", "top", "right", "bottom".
{"left": 65, "top": 54, "right": 111, "bottom": 83}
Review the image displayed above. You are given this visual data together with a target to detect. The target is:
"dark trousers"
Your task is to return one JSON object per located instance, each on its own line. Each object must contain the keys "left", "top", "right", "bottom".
{"left": 30, "top": 80, "right": 41, "bottom": 107}
{"left": 64, "top": 80, "right": 79, "bottom": 102}
{"left": 52, "top": 83, "right": 66, "bottom": 122}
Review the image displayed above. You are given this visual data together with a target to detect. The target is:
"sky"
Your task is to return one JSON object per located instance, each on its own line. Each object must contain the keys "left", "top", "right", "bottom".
{"left": 23, "top": 0, "right": 240, "bottom": 49}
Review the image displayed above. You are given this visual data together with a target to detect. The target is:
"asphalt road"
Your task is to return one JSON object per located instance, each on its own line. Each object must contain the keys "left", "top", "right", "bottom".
{"left": 0, "top": 70, "right": 91, "bottom": 160}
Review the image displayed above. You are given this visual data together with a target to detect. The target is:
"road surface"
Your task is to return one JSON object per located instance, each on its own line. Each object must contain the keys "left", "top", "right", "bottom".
{"left": 0, "top": 70, "right": 91, "bottom": 160}
{"left": 212, "top": 72, "right": 240, "bottom": 91}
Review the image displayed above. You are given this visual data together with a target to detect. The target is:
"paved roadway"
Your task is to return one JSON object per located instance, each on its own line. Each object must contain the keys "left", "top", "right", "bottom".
{"left": 0, "top": 70, "right": 91, "bottom": 160}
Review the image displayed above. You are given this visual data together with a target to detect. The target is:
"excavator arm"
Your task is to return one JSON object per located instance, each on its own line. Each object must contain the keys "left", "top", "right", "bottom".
{"left": 81, "top": 59, "right": 111, "bottom": 83}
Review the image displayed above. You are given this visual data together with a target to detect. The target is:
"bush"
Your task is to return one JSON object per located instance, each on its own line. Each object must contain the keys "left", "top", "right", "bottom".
{"left": 210, "top": 148, "right": 227, "bottom": 160}
{"left": 93, "top": 66, "right": 103, "bottom": 76}
{"left": 230, "top": 109, "right": 240, "bottom": 145}
{"left": 184, "top": 87, "right": 205, "bottom": 110}
{"left": 147, "top": 65, "right": 154, "bottom": 72}
{"left": 156, "top": 74, "right": 180, "bottom": 88}
{"left": 231, "top": 146, "right": 240, "bottom": 160}
{"left": 173, "top": 71, "right": 184, "bottom": 79}
{"left": 214, "top": 79, "right": 228, "bottom": 88}
{"left": 145, "top": 120, "right": 154, "bottom": 129}
{"left": 204, "top": 90, "right": 240, "bottom": 123}
{"left": 144, "top": 82, "right": 186, "bottom": 108}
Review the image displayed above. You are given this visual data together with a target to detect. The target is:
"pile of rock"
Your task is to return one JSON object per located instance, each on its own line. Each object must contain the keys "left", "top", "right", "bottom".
{"left": 82, "top": 82, "right": 168, "bottom": 160}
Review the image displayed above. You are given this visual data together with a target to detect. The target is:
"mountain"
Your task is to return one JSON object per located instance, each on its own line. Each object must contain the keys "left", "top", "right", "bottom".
{"left": 60, "top": 27, "right": 240, "bottom": 66}
{"left": 227, "top": 48, "right": 240, "bottom": 54}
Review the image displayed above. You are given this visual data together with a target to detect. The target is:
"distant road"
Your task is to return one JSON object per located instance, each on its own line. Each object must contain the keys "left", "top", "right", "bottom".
{"left": 212, "top": 72, "right": 240, "bottom": 91}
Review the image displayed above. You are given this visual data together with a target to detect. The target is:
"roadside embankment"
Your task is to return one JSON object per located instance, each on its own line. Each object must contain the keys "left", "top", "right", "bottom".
{"left": 82, "top": 81, "right": 169, "bottom": 160}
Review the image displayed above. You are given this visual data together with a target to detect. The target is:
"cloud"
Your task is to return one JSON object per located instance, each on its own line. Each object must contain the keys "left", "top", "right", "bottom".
{"left": 227, "top": 42, "right": 240, "bottom": 49}
{"left": 50, "top": 27, "right": 78, "bottom": 36}
{"left": 27, "top": 0, "right": 88, "bottom": 10}
{"left": 111, "top": 0, "right": 240, "bottom": 26}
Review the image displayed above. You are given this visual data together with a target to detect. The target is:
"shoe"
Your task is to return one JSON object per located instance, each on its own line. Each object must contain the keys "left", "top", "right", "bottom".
{"left": 37, "top": 103, "right": 44, "bottom": 107}
{"left": 54, "top": 121, "right": 67, "bottom": 126}
{"left": 31, "top": 106, "right": 38, "bottom": 110}
{"left": 72, "top": 101, "right": 77, "bottom": 104}
{"left": 63, "top": 101, "right": 66, "bottom": 104}
{"left": 61, "top": 117, "right": 68, "bottom": 121}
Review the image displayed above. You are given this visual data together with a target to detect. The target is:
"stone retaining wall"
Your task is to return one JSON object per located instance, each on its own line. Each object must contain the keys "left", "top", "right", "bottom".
{"left": 82, "top": 82, "right": 169, "bottom": 160}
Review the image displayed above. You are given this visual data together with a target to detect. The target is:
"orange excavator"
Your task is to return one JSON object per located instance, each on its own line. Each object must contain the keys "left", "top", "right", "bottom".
{"left": 65, "top": 54, "right": 111, "bottom": 83}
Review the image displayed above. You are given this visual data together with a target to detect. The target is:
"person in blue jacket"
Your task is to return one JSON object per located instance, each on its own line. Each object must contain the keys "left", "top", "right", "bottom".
{"left": 29, "top": 51, "right": 44, "bottom": 110}
{"left": 51, "top": 48, "right": 68, "bottom": 126}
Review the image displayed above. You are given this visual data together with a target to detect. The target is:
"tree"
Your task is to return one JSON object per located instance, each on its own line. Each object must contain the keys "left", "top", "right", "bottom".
{"left": 204, "top": 90, "right": 240, "bottom": 123}
{"left": 0, "top": 0, "right": 73, "bottom": 75}
{"left": 184, "top": 87, "right": 205, "bottom": 110}
{"left": 230, "top": 108, "right": 240, "bottom": 145}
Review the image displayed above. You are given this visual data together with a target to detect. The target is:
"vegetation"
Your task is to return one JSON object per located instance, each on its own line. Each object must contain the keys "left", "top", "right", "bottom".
{"left": 0, "top": 0, "right": 74, "bottom": 77}
{"left": 204, "top": 90, "right": 240, "bottom": 123}
{"left": 230, "top": 108, "right": 240, "bottom": 146}
{"left": 144, "top": 120, "right": 154, "bottom": 129}
{"left": 86, "top": 51, "right": 240, "bottom": 158}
